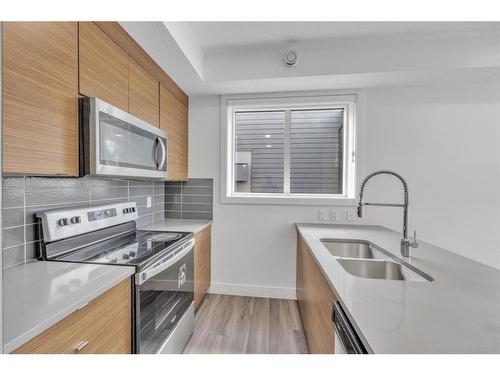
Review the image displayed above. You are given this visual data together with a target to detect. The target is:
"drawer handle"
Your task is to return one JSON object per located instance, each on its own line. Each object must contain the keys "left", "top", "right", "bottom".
{"left": 74, "top": 340, "right": 89, "bottom": 352}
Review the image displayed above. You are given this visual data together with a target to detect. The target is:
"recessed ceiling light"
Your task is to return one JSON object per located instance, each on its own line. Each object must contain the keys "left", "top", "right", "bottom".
{"left": 266, "top": 144, "right": 272, "bottom": 148}
{"left": 264, "top": 134, "right": 271, "bottom": 138}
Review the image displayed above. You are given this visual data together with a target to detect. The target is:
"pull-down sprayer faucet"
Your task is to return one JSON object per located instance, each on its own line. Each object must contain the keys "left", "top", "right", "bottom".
{"left": 357, "top": 170, "right": 418, "bottom": 257}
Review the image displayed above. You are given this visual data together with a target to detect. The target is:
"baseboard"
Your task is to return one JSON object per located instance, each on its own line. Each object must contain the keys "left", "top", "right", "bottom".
{"left": 208, "top": 282, "right": 297, "bottom": 300}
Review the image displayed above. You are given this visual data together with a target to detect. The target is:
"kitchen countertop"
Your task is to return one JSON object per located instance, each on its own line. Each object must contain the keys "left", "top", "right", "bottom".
{"left": 3, "top": 260, "right": 134, "bottom": 353}
{"left": 143, "top": 219, "right": 212, "bottom": 234}
{"left": 296, "top": 223, "right": 500, "bottom": 353}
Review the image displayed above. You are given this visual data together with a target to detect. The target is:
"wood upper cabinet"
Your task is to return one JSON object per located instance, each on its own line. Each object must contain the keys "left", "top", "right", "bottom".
{"left": 13, "top": 278, "right": 132, "bottom": 354}
{"left": 78, "top": 22, "right": 129, "bottom": 112}
{"left": 128, "top": 57, "right": 159, "bottom": 127}
{"left": 194, "top": 225, "right": 211, "bottom": 309}
{"left": 2, "top": 22, "right": 79, "bottom": 175}
{"left": 297, "top": 232, "right": 336, "bottom": 353}
{"left": 160, "top": 84, "right": 188, "bottom": 181}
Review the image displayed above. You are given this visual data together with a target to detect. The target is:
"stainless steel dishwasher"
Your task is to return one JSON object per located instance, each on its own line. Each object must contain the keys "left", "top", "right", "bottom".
{"left": 332, "top": 302, "right": 368, "bottom": 354}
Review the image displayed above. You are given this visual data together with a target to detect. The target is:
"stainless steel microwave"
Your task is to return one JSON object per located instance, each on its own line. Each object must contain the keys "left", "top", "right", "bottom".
{"left": 79, "top": 97, "right": 167, "bottom": 179}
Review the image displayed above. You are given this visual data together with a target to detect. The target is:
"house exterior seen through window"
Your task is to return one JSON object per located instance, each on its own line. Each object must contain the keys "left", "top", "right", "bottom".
{"left": 222, "top": 94, "right": 357, "bottom": 204}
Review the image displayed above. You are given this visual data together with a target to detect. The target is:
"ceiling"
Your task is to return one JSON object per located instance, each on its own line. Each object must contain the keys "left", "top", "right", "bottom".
{"left": 186, "top": 22, "right": 500, "bottom": 51}
{"left": 121, "top": 21, "right": 500, "bottom": 95}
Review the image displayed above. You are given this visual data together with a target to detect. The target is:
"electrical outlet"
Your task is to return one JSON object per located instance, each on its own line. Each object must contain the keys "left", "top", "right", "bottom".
{"left": 346, "top": 209, "right": 355, "bottom": 221}
{"left": 330, "top": 209, "right": 339, "bottom": 222}
{"left": 147, "top": 196, "right": 152, "bottom": 208}
{"left": 317, "top": 208, "right": 328, "bottom": 221}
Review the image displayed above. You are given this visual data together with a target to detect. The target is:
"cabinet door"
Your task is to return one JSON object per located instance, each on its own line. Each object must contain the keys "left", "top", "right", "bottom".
{"left": 129, "top": 57, "right": 159, "bottom": 127}
{"left": 13, "top": 278, "right": 132, "bottom": 354}
{"left": 2, "top": 22, "right": 79, "bottom": 175}
{"left": 79, "top": 22, "right": 129, "bottom": 111}
{"left": 297, "top": 232, "right": 336, "bottom": 353}
{"left": 160, "top": 84, "right": 188, "bottom": 181}
{"left": 194, "top": 225, "right": 211, "bottom": 309}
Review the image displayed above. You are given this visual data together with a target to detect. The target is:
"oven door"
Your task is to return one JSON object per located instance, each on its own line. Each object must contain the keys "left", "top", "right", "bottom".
{"left": 83, "top": 97, "right": 167, "bottom": 179}
{"left": 135, "top": 239, "right": 194, "bottom": 354}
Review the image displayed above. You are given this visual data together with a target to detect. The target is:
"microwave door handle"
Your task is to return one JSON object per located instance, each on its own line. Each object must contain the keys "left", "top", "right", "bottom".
{"left": 157, "top": 137, "right": 166, "bottom": 171}
{"left": 153, "top": 137, "right": 160, "bottom": 168}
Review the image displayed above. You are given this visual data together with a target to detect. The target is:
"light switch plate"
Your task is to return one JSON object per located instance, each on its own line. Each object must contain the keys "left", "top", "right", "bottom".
{"left": 346, "top": 209, "right": 355, "bottom": 221}
{"left": 330, "top": 209, "right": 339, "bottom": 222}
{"left": 317, "top": 208, "right": 328, "bottom": 221}
{"left": 147, "top": 196, "right": 152, "bottom": 208}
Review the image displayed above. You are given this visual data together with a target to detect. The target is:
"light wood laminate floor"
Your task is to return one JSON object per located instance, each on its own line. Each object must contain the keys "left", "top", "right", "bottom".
{"left": 183, "top": 294, "right": 309, "bottom": 354}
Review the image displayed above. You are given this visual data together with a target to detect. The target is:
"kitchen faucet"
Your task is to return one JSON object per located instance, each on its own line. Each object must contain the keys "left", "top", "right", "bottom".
{"left": 357, "top": 170, "right": 418, "bottom": 257}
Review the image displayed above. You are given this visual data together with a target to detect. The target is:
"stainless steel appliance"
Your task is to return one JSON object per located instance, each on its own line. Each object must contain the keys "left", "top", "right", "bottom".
{"left": 332, "top": 302, "right": 367, "bottom": 354}
{"left": 79, "top": 97, "right": 167, "bottom": 179}
{"left": 37, "top": 202, "right": 194, "bottom": 354}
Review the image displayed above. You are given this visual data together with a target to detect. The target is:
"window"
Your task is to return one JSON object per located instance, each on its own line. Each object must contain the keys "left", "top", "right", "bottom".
{"left": 222, "top": 94, "right": 358, "bottom": 204}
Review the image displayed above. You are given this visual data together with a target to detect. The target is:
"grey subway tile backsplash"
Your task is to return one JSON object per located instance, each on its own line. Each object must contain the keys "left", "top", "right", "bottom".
{"left": 2, "top": 207, "right": 24, "bottom": 228}
{"left": 181, "top": 211, "right": 214, "bottom": 221}
{"left": 3, "top": 177, "right": 25, "bottom": 209}
{"left": 90, "top": 186, "right": 128, "bottom": 202}
{"left": 3, "top": 244, "right": 25, "bottom": 269}
{"left": 2, "top": 176, "right": 168, "bottom": 269}
{"left": 25, "top": 222, "right": 42, "bottom": 244}
{"left": 181, "top": 194, "right": 213, "bottom": 204}
{"left": 181, "top": 186, "right": 213, "bottom": 196}
{"left": 136, "top": 214, "right": 154, "bottom": 228}
{"left": 130, "top": 186, "right": 154, "bottom": 199}
{"left": 2, "top": 226, "right": 24, "bottom": 249}
{"left": 25, "top": 241, "right": 38, "bottom": 261}
{"left": 164, "top": 178, "right": 213, "bottom": 220}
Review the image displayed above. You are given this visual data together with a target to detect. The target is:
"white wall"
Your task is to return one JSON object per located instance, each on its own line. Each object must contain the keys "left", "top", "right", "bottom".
{"left": 362, "top": 83, "right": 500, "bottom": 270}
{"left": 189, "top": 82, "right": 500, "bottom": 299}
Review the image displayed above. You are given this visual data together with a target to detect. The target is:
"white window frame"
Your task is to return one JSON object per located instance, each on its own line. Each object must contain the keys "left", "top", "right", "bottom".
{"left": 220, "top": 92, "right": 361, "bottom": 205}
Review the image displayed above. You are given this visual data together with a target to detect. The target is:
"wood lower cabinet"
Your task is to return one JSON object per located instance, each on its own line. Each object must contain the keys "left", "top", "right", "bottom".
{"left": 2, "top": 22, "right": 79, "bottom": 176}
{"left": 13, "top": 278, "right": 132, "bottom": 354}
{"left": 160, "top": 84, "right": 188, "bottom": 181}
{"left": 79, "top": 22, "right": 129, "bottom": 112}
{"left": 297, "top": 231, "right": 336, "bottom": 353}
{"left": 194, "top": 225, "right": 211, "bottom": 309}
{"left": 128, "top": 57, "right": 160, "bottom": 127}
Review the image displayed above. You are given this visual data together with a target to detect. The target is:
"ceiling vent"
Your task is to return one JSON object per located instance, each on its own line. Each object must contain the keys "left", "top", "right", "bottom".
{"left": 283, "top": 50, "right": 298, "bottom": 67}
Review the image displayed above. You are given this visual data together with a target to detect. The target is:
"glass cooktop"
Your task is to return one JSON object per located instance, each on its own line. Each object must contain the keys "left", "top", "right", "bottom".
{"left": 54, "top": 230, "right": 192, "bottom": 268}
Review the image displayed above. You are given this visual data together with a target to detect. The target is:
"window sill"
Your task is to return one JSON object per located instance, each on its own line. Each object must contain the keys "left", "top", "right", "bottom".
{"left": 220, "top": 194, "right": 357, "bottom": 206}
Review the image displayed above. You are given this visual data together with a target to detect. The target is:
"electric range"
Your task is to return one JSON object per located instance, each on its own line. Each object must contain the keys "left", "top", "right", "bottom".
{"left": 37, "top": 201, "right": 195, "bottom": 354}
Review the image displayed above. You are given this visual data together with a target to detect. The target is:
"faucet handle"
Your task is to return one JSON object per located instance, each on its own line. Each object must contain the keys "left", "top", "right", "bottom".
{"left": 411, "top": 230, "right": 419, "bottom": 248}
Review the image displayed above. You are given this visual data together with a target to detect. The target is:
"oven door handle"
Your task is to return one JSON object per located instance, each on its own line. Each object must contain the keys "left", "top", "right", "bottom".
{"left": 136, "top": 238, "right": 195, "bottom": 285}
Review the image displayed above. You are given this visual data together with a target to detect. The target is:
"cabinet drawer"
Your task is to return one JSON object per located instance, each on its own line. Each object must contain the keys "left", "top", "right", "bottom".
{"left": 13, "top": 278, "right": 132, "bottom": 354}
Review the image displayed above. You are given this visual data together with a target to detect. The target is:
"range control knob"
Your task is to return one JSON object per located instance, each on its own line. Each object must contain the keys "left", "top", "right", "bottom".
{"left": 70, "top": 216, "right": 81, "bottom": 224}
{"left": 57, "top": 218, "right": 68, "bottom": 227}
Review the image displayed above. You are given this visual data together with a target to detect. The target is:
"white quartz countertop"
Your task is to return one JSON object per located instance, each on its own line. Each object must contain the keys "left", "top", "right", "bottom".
{"left": 3, "top": 261, "right": 134, "bottom": 353}
{"left": 296, "top": 223, "right": 500, "bottom": 353}
{"left": 143, "top": 219, "right": 212, "bottom": 234}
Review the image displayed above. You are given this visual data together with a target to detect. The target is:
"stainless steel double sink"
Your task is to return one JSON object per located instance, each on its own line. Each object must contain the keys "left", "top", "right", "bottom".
{"left": 321, "top": 239, "right": 433, "bottom": 282}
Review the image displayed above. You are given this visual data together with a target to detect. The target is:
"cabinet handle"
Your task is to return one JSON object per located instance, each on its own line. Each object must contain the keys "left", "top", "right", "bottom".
{"left": 74, "top": 340, "right": 89, "bottom": 352}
